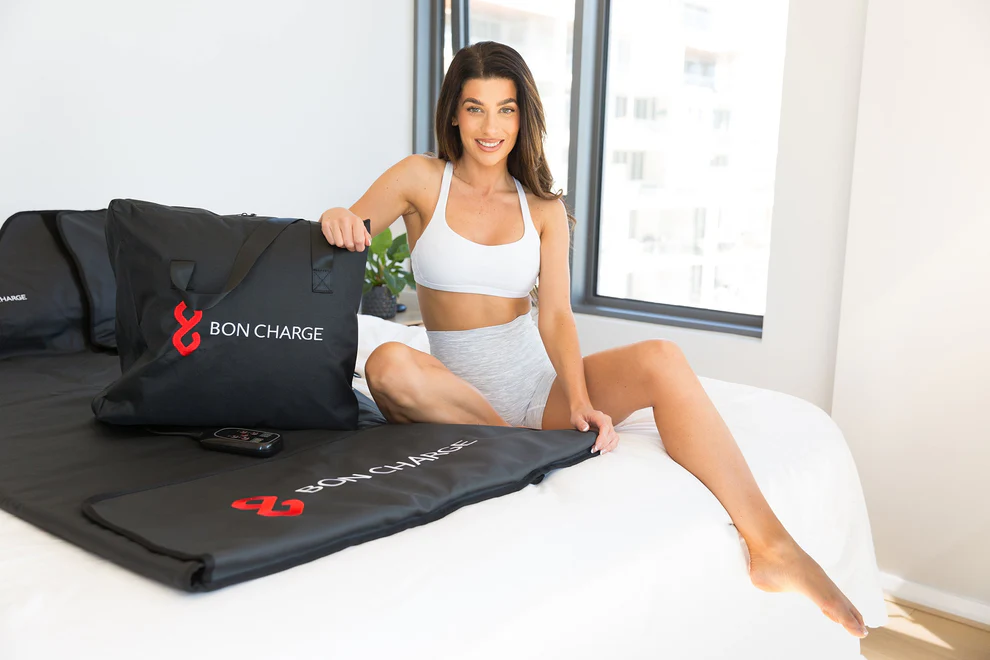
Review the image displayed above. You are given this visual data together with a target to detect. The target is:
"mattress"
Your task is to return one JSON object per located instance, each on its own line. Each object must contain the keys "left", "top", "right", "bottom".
{"left": 0, "top": 315, "right": 889, "bottom": 659}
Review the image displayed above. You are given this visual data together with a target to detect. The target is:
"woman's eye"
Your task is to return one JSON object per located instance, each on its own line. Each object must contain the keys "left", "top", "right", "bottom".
{"left": 501, "top": 108, "right": 515, "bottom": 113}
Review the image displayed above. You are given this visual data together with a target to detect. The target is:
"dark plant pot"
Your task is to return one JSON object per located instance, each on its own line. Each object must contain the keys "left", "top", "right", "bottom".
{"left": 361, "top": 285, "right": 397, "bottom": 319}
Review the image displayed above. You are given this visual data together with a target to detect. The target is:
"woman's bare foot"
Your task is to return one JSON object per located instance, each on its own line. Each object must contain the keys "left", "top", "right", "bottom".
{"left": 743, "top": 535, "right": 869, "bottom": 638}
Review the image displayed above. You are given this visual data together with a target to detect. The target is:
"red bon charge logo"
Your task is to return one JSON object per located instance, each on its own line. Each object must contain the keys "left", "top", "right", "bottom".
{"left": 172, "top": 301, "right": 202, "bottom": 356}
{"left": 231, "top": 496, "right": 304, "bottom": 517}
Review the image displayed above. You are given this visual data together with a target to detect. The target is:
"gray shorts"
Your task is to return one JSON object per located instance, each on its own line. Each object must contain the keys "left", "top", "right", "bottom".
{"left": 426, "top": 311, "right": 557, "bottom": 429}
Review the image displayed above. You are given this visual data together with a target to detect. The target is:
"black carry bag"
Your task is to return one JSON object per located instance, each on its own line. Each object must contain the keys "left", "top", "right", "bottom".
{"left": 56, "top": 209, "right": 117, "bottom": 350}
{"left": 0, "top": 210, "right": 90, "bottom": 359}
{"left": 92, "top": 199, "right": 369, "bottom": 430}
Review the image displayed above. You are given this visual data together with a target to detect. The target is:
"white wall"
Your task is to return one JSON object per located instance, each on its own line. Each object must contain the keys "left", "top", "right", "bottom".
{"left": 832, "top": 0, "right": 990, "bottom": 621}
{"left": 0, "top": 0, "right": 413, "bottom": 224}
{"left": 575, "top": 0, "right": 868, "bottom": 414}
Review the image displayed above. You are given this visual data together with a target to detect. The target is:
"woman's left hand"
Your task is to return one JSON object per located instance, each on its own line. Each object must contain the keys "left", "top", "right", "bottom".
{"left": 571, "top": 404, "right": 619, "bottom": 454}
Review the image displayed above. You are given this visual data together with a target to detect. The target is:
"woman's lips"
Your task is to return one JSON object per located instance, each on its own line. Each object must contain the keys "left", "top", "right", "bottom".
{"left": 475, "top": 139, "right": 504, "bottom": 152}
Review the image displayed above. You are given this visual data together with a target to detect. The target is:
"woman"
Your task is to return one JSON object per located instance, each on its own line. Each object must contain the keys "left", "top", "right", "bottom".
{"left": 319, "top": 41, "right": 869, "bottom": 639}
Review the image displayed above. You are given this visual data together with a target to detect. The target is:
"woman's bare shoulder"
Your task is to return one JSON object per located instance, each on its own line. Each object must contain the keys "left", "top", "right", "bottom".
{"left": 399, "top": 155, "right": 445, "bottom": 199}
{"left": 524, "top": 191, "right": 566, "bottom": 237}
{"left": 398, "top": 154, "right": 446, "bottom": 227}
{"left": 404, "top": 153, "right": 445, "bottom": 181}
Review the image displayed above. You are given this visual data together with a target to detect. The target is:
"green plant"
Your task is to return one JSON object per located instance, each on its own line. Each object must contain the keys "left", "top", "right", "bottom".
{"left": 362, "top": 227, "right": 416, "bottom": 297}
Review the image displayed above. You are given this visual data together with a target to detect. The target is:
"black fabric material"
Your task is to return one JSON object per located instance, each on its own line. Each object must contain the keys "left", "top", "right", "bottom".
{"left": 355, "top": 388, "right": 388, "bottom": 428}
{"left": 0, "top": 352, "right": 595, "bottom": 592}
{"left": 93, "top": 199, "right": 369, "bottom": 430}
{"left": 0, "top": 211, "right": 89, "bottom": 358}
{"left": 55, "top": 209, "right": 117, "bottom": 350}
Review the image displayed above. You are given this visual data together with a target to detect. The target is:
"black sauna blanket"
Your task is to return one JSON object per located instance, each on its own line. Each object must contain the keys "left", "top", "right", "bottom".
{"left": 0, "top": 351, "right": 594, "bottom": 592}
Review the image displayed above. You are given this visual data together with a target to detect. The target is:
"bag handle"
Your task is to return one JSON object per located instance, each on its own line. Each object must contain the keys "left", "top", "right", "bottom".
{"left": 170, "top": 216, "right": 370, "bottom": 310}
{"left": 170, "top": 217, "right": 298, "bottom": 310}
{"left": 310, "top": 218, "right": 371, "bottom": 294}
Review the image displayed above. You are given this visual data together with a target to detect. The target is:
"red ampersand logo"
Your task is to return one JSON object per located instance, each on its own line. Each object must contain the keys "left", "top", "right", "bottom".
{"left": 172, "top": 301, "right": 202, "bottom": 356}
{"left": 231, "top": 496, "right": 305, "bottom": 517}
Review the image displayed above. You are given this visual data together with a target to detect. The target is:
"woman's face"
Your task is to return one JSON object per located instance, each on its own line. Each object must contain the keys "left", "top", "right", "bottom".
{"left": 453, "top": 77, "right": 520, "bottom": 165}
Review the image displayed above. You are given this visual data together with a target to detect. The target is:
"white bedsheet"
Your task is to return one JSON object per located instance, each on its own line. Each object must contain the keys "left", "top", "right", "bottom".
{"left": 0, "top": 316, "right": 888, "bottom": 659}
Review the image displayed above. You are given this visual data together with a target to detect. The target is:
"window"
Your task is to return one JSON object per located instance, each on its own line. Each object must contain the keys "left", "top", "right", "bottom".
{"left": 464, "top": 0, "right": 576, "bottom": 195}
{"left": 415, "top": 0, "right": 788, "bottom": 336}
{"left": 713, "top": 108, "right": 731, "bottom": 131}
{"left": 683, "top": 3, "right": 711, "bottom": 31}
{"left": 443, "top": 0, "right": 454, "bottom": 73}
{"left": 615, "top": 95, "right": 627, "bottom": 117}
{"left": 684, "top": 52, "right": 717, "bottom": 88}
{"left": 472, "top": 17, "right": 502, "bottom": 41}
{"left": 633, "top": 97, "right": 650, "bottom": 119}
{"left": 633, "top": 97, "right": 667, "bottom": 121}
{"left": 629, "top": 151, "right": 644, "bottom": 180}
{"left": 593, "top": 0, "right": 789, "bottom": 328}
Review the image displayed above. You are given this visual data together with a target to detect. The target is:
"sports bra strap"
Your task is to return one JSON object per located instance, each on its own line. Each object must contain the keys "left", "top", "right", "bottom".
{"left": 439, "top": 160, "right": 454, "bottom": 209}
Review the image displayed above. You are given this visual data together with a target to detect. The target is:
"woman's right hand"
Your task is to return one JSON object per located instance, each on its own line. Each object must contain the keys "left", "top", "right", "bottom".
{"left": 319, "top": 207, "right": 372, "bottom": 252}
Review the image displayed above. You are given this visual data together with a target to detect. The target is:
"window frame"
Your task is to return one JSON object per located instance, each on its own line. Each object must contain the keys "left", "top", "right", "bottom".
{"left": 413, "top": 0, "right": 765, "bottom": 338}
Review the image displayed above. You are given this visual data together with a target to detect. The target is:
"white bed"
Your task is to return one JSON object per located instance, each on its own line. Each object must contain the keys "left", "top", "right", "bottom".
{"left": 0, "top": 314, "right": 888, "bottom": 659}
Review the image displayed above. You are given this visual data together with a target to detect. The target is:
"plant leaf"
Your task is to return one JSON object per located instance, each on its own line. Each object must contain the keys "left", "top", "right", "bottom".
{"left": 386, "top": 232, "right": 409, "bottom": 260}
{"left": 383, "top": 269, "right": 403, "bottom": 296}
{"left": 365, "top": 262, "right": 382, "bottom": 286}
{"left": 371, "top": 227, "right": 391, "bottom": 256}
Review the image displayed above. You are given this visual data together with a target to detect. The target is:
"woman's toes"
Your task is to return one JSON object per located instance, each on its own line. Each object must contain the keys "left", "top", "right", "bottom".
{"left": 851, "top": 608, "right": 868, "bottom": 637}
{"left": 820, "top": 601, "right": 843, "bottom": 626}
{"left": 822, "top": 603, "right": 867, "bottom": 638}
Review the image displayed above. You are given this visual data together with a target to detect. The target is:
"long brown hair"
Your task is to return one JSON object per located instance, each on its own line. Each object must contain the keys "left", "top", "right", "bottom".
{"left": 430, "top": 40, "right": 576, "bottom": 308}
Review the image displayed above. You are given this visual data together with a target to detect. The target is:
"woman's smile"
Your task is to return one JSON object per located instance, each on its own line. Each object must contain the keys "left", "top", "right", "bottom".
{"left": 475, "top": 138, "right": 504, "bottom": 152}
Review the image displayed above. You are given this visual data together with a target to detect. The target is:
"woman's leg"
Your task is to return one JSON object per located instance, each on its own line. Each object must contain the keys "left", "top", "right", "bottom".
{"left": 539, "top": 338, "right": 869, "bottom": 638}
{"left": 364, "top": 341, "right": 512, "bottom": 427}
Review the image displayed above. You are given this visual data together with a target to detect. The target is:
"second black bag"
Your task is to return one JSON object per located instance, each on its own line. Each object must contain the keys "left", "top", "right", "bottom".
{"left": 93, "top": 199, "right": 369, "bottom": 430}
{"left": 0, "top": 210, "right": 89, "bottom": 359}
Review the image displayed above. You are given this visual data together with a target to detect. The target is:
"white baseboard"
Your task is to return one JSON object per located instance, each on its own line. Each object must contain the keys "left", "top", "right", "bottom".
{"left": 881, "top": 571, "right": 990, "bottom": 627}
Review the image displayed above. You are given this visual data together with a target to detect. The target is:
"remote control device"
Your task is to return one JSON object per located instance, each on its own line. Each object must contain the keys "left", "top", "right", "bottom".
{"left": 200, "top": 428, "right": 283, "bottom": 457}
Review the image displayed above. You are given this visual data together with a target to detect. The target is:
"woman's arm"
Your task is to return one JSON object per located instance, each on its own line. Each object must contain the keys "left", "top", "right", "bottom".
{"left": 340, "top": 154, "right": 429, "bottom": 240}
{"left": 320, "top": 154, "right": 430, "bottom": 250}
{"left": 534, "top": 199, "right": 591, "bottom": 411}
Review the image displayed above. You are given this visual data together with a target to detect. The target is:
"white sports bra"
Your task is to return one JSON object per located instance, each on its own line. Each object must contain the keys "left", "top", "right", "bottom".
{"left": 409, "top": 159, "right": 540, "bottom": 298}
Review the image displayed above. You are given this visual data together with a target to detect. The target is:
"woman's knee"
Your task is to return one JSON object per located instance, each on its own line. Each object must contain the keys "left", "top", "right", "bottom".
{"left": 637, "top": 339, "right": 690, "bottom": 389}
{"left": 365, "top": 342, "right": 424, "bottom": 405}
{"left": 641, "top": 338, "right": 686, "bottom": 363}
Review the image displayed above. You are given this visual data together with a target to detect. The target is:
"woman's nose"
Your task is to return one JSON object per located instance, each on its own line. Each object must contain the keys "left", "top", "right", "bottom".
{"left": 483, "top": 113, "right": 498, "bottom": 133}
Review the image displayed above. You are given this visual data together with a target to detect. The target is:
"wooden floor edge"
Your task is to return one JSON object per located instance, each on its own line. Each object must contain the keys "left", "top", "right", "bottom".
{"left": 885, "top": 595, "right": 990, "bottom": 634}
